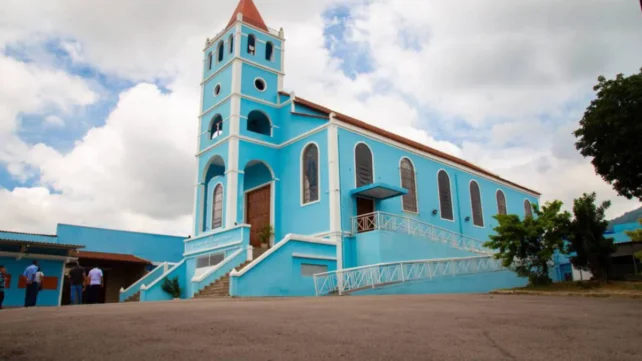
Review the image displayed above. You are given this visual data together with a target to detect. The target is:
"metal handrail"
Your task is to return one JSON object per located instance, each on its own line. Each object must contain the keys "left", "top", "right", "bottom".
{"left": 351, "top": 211, "right": 492, "bottom": 255}
{"left": 313, "top": 255, "right": 504, "bottom": 296}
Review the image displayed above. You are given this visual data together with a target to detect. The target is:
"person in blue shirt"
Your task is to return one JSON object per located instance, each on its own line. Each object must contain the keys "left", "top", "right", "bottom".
{"left": 23, "top": 260, "right": 39, "bottom": 307}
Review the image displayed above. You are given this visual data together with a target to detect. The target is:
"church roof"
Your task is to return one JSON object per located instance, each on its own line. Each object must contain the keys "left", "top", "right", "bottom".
{"left": 227, "top": 0, "right": 268, "bottom": 32}
{"left": 282, "top": 92, "right": 541, "bottom": 196}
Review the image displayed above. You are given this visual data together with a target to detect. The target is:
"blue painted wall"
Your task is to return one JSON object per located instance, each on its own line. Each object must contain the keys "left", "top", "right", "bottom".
{"left": 203, "top": 27, "right": 236, "bottom": 80}
{"left": 241, "top": 62, "right": 279, "bottom": 103}
{"left": 203, "top": 65, "right": 233, "bottom": 112}
{"left": 0, "top": 257, "right": 64, "bottom": 307}
{"left": 239, "top": 25, "right": 282, "bottom": 71}
{"left": 140, "top": 260, "right": 187, "bottom": 302}
{"left": 352, "top": 270, "right": 527, "bottom": 296}
{"left": 57, "top": 224, "right": 185, "bottom": 263}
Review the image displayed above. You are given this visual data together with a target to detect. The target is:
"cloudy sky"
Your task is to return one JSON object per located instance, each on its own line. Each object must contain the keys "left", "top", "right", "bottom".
{"left": 0, "top": 0, "right": 640, "bottom": 235}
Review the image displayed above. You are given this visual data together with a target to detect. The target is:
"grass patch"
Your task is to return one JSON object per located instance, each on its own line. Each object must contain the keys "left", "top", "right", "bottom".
{"left": 492, "top": 281, "right": 642, "bottom": 299}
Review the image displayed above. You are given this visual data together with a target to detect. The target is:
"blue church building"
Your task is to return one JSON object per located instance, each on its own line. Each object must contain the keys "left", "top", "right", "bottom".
{"left": 121, "top": 0, "right": 542, "bottom": 301}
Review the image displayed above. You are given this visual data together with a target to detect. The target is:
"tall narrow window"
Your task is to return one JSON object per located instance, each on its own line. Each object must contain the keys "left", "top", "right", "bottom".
{"left": 302, "top": 144, "right": 319, "bottom": 204}
{"left": 524, "top": 199, "right": 533, "bottom": 218}
{"left": 437, "top": 170, "right": 454, "bottom": 221}
{"left": 218, "top": 41, "right": 224, "bottom": 62}
{"left": 400, "top": 158, "right": 417, "bottom": 212}
{"left": 212, "top": 184, "right": 223, "bottom": 229}
{"left": 355, "top": 143, "right": 373, "bottom": 187}
{"left": 266, "top": 42, "right": 274, "bottom": 61}
{"left": 208, "top": 52, "right": 213, "bottom": 70}
{"left": 247, "top": 34, "right": 256, "bottom": 54}
{"left": 210, "top": 115, "right": 223, "bottom": 139}
{"left": 496, "top": 190, "right": 507, "bottom": 215}
{"left": 229, "top": 34, "right": 234, "bottom": 54}
{"left": 469, "top": 181, "right": 484, "bottom": 227}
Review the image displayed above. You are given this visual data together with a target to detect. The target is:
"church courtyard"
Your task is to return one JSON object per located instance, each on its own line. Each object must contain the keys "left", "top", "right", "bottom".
{"left": 0, "top": 294, "right": 640, "bottom": 361}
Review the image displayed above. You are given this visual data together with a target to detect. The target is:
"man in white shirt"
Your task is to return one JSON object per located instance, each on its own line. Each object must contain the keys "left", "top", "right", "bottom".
{"left": 87, "top": 265, "right": 103, "bottom": 304}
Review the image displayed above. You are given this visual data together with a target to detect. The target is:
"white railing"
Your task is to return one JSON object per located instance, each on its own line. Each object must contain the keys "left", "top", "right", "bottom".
{"left": 351, "top": 212, "right": 493, "bottom": 255}
{"left": 313, "top": 255, "right": 504, "bottom": 296}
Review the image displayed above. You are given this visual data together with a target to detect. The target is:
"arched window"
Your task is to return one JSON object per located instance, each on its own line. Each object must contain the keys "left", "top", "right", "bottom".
{"left": 469, "top": 181, "right": 484, "bottom": 227}
{"left": 400, "top": 158, "right": 417, "bottom": 212}
{"left": 247, "top": 110, "right": 271, "bottom": 136}
{"left": 266, "top": 42, "right": 274, "bottom": 61}
{"left": 247, "top": 34, "right": 256, "bottom": 54}
{"left": 437, "top": 170, "right": 454, "bottom": 221}
{"left": 212, "top": 184, "right": 223, "bottom": 229}
{"left": 207, "top": 52, "right": 213, "bottom": 70}
{"left": 210, "top": 115, "right": 223, "bottom": 139}
{"left": 302, "top": 144, "right": 319, "bottom": 204}
{"left": 355, "top": 143, "right": 373, "bottom": 187}
{"left": 496, "top": 190, "right": 507, "bottom": 215}
{"left": 229, "top": 34, "right": 234, "bottom": 54}
{"left": 217, "top": 41, "right": 224, "bottom": 62}
{"left": 524, "top": 199, "right": 533, "bottom": 218}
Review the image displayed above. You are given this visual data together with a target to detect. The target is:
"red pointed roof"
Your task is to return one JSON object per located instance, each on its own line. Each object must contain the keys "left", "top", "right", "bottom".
{"left": 227, "top": 0, "right": 268, "bottom": 31}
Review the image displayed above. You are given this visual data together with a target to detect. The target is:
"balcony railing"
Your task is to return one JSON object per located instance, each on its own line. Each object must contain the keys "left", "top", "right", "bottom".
{"left": 313, "top": 255, "right": 504, "bottom": 296}
{"left": 351, "top": 212, "right": 493, "bottom": 255}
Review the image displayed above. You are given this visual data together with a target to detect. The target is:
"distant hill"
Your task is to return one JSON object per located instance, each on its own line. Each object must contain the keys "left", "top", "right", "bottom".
{"left": 609, "top": 206, "right": 642, "bottom": 229}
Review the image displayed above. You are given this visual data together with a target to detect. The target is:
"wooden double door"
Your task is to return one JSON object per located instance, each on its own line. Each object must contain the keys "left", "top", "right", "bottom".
{"left": 246, "top": 184, "right": 271, "bottom": 248}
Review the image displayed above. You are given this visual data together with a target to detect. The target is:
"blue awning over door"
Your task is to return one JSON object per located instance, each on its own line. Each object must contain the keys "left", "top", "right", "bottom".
{"left": 349, "top": 182, "right": 408, "bottom": 200}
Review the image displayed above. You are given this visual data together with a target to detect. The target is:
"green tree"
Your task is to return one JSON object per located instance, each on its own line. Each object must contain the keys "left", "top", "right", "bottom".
{"left": 574, "top": 69, "right": 642, "bottom": 201}
{"left": 625, "top": 218, "right": 642, "bottom": 262}
{"left": 484, "top": 201, "right": 571, "bottom": 285}
{"left": 566, "top": 193, "right": 615, "bottom": 281}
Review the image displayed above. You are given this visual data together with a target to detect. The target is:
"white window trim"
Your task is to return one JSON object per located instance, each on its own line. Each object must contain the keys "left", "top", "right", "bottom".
{"left": 301, "top": 141, "right": 321, "bottom": 207}
{"left": 468, "top": 180, "right": 485, "bottom": 228}
{"left": 253, "top": 77, "right": 267, "bottom": 93}
{"left": 213, "top": 83, "right": 221, "bottom": 97}
{"left": 436, "top": 169, "right": 455, "bottom": 222}
{"left": 496, "top": 189, "right": 508, "bottom": 215}
{"left": 399, "top": 157, "right": 419, "bottom": 214}
{"left": 353, "top": 141, "right": 375, "bottom": 188}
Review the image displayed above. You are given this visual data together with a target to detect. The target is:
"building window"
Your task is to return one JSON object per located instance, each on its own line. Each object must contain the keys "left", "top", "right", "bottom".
{"left": 196, "top": 252, "right": 225, "bottom": 269}
{"left": 496, "top": 190, "right": 507, "bottom": 215}
{"left": 524, "top": 199, "right": 533, "bottom": 218}
{"left": 302, "top": 143, "right": 319, "bottom": 204}
{"left": 213, "top": 84, "right": 221, "bottom": 97}
{"left": 355, "top": 143, "right": 373, "bottom": 187}
{"left": 254, "top": 78, "right": 266, "bottom": 92}
{"left": 266, "top": 41, "right": 274, "bottom": 61}
{"left": 210, "top": 115, "right": 223, "bottom": 139}
{"left": 469, "top": 181, "right": 484, "bottom": 227}
{"left": 400, "top": 158, "right": 417, "bottom": 213}
{"left": 229, "top": 34, "right": 234, "bottom": 54}
{"left": 247, "top": 34, "right": 256, "bottom": 54}
{"left": 212, "top": 184, "right": 223, "bottom": 229}
{"left": 437, "top": 170, "right": 454, "bottom": 221}
{"left": 247, "top": 110, "right": 271, "bottom": 136}
{"left": 218, "top": 41, "right": 224, "bottom": 62}
{"left": 208, "top": 52, "right": 213, "bottom": 70}
{"left": 301, "top": 263, "right": 328, "bottom": 276}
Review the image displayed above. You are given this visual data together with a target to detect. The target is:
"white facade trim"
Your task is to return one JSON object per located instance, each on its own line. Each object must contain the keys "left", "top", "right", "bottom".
{"left": 335, "top": 121, "right": 540, "bottom": 198}
{"left": 300, "top": 141, "right": 321, "bottom": 207}
{"left": 292, "top": 253, "right": 337, "bottom": 261}
{"left": 120, "top": 262, "right": 168, "bottom": 294}
{"left": 141, "top": 258, "right": 186, "bottom": 291}
{"left": 468, "top": 180, "right": 485, "bottom": 228}
{"left": 57, "top": 260, "right": 66, "bottom": 306}
{"left": 436, "top": 169, "right": 456, "bottom": 223}
{"left": 327, "top": 117, "right": 343, "bottom": 270}
{"left": 230, "top": 234, "right": 336, "bottom": 277}
{"left": 253, "top": 77, "right": 267, "bottom": 92}
{"left": 185, "top": 224, "right": 250, "bottom": 244}
{"left": 199, "top": 93, "right": 291, "bottom": 119}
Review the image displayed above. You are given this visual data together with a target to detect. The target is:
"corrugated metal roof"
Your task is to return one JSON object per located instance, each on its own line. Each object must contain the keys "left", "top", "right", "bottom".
{"left": 0, "top": 238, "right": 83, "bottom": 249}
{"left": 78, "top": 251, "right": 151, "bottom": 264}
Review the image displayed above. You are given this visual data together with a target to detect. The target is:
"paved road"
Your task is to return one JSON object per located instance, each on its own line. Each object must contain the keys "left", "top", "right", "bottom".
{"left": 0, "top": 295, "right": 640, "bottom": 361}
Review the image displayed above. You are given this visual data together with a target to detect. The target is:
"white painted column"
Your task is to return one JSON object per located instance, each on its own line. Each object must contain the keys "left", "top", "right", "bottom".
{"left": 225, "top": 57, "right": 243, "bottom": 228}
{"left": 278, "top": 27, "right": 285, "bottom": 91}
{"left": 327, "top": 113, "right": 343, "bottom": 269}
{"left": 57, "top": 258, "right": 68, "bottom": 306}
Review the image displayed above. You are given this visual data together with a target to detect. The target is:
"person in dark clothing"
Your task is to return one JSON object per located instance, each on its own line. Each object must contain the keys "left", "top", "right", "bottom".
{"left": 23, "top": 260, "right": 39, "bottom": 307}
{"left": 68, "top": 262, "right": 86, "bottom": 305}
{"left": 86, "top": 265, "right": 103, "bottom": 304}
{"left": 0, "top": 265, "right": 6, "bottom": 310}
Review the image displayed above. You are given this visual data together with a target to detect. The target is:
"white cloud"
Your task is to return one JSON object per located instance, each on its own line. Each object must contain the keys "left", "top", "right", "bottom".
{"left": 0, "top": 0, "right": 639, "bottom": 236}
{"left": 44, "top": 115, "right": 65, "bottom": 127}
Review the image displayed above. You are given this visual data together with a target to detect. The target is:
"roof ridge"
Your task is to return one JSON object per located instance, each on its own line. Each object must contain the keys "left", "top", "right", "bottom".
{"left": 0, "top": 229, "right": 57, "bottom": 237}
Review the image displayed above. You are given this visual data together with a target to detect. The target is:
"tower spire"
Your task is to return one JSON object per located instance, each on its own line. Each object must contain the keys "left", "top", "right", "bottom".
{"left": 227, "top": 0, "right": 268, "bottom": 31}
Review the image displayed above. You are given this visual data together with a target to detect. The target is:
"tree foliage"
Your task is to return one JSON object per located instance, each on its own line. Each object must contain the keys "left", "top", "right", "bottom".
{"left": 574, "top": 69, "right": 642, "bottom": 201}
{"left": 484, "top": 201, "right": 571, "bottom": 285}
{"left": 566, "top": 193, "right": 615, "bottom": 280}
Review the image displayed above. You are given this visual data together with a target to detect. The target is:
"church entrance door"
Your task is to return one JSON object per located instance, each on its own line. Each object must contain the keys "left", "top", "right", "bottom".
{"left": 356, "top": 197, "right": 375, "bottom": 233}
{"left": 246, "top": 184, "right": 271, "bottom": 248}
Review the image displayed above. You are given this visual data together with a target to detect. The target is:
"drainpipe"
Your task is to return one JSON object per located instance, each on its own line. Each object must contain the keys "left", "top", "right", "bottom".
{"left": 454, "top": 173, "right": 464, "bottom": 236}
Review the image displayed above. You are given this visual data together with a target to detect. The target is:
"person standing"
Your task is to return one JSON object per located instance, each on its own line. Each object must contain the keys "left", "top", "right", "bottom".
{"left": 68, "top": 262, "right": 86, "bottom": 305}
{"left": 23, "top": 260, "right": 39, "bottom": 307}
{"left": 0, "top": 265, "right": 6, "bottom": 310}
{"left": 31, "top": 267, "right": 44, "bottom": 306}
{"left": 87, "top": 265, "right": 103, "bottom": 304}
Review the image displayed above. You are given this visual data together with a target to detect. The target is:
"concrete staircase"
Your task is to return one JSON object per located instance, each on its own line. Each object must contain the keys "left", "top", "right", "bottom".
{"left": 195, "top": 261, "right": 251, "bottom": 298}
{"left": 124, "top": 291, "right": 140, "bottom": 302}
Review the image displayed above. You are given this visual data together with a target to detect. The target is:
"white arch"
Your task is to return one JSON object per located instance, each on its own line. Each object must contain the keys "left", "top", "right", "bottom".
{"left": 201, "top": 154, "right": 226, "bottom": 184}
{"left": 353, "top": 141, "right": 375, "bottom": 188}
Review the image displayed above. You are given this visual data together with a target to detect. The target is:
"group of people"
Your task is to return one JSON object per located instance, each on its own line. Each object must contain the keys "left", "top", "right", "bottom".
{"left": 0, "top": 261, "right": 103, "bottom": 310}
